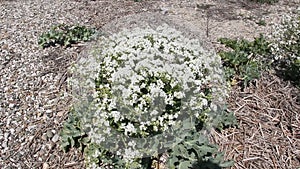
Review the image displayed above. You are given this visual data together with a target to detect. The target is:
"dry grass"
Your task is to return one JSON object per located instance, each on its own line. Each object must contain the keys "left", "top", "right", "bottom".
{"left": 210, "top": 72, "right": 300, "bottom": 169}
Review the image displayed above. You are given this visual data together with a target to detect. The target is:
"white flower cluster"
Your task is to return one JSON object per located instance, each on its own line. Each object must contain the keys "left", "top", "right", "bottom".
{"left": 69, "top": 24, "right": 227, "bottom": 166}
{"left": 269, "top": 10, "right": 300, "bottom": 62}
{"left": 93, "top": 25, "right": 226, "bottom": 134}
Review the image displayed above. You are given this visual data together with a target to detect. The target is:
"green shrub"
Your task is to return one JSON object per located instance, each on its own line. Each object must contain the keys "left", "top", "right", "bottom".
{"left": 38, "top": 24, "right": 96, "bottom": 48}
{"left": 62, "top": 24, "right": 234, "bottom": 168}
{"left": 218, "top": 34, "right": 272, "bottom": 88}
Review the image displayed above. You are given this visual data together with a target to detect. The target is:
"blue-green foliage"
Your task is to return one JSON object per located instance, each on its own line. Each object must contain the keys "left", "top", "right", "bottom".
{"left": 168, "top": 131, "right": 234, "bottom": 169}
{"left": 60, "top": 105, "right": 237, "bottom": 168}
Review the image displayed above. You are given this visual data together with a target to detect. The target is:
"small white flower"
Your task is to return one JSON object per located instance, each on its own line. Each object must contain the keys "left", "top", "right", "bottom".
{"left": 123, "top": 123, "right": 136, "bottom": 136}
{"left": 139, "top": 123, "right": 147, "bottom": 131}
{"left": 153, "top": 125, "right": 158, "bottom": 132}
{"left": 123, "top": 148, "right": 140, "bottom": 161}
{"left": 174, "top": 91, "right": 185, "bottom": 99}
{"left": 128, "top": 141, "right": 136, "bottom": 147}
{"left": 150, "top": 110, "right": 159, "bottom": 116}
{"left": 111, "top": 110, "right": 121, "bottom": 122}
{"left": 202, "top": 98, "right": 208, "bottom": 107}
{"left": 168, "top": 114, "right": 175, "bottom": 120}
{"left": 168, "top": 120, "right": 175, "bottom": 125}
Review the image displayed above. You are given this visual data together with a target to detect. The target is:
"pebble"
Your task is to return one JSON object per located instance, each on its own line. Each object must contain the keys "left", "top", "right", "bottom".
{"left": 43, "top": 163, "right": 49, "bottom": 169}
{"left": 41, "top": 133, "right": 48, "bottom": 141}
{"left": 2, "top": 141, "right": 8, "bottom": 149}
{"left": 51, "top": 134, "right": 59, "bottom": 143}
{"left": 45, "top": 109, "right": 52, "bottom": 114}
{"left": 8, "top": 103, "right": 14, "bottom": 108}
{"left": 46, "top": 130, "right": 53, "bottom": 138}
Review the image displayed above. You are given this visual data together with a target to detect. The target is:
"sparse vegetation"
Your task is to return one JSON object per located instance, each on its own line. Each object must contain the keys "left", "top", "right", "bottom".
{"left": 218, "top": 34, "right": 272, "bottom": 88}
{"left": 38, "top": 24, "right": 96, "bottom": 48}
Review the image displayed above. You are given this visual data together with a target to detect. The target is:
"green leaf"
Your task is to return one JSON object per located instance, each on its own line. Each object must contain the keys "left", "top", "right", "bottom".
{"left": 219, "top": 160, "right": 235, "bottom": 168}
{"left": 38, "top": 24, "right": 96, "bottom": 48}
{"left": 178, "top": 161, "right": 192, "bottom": 169}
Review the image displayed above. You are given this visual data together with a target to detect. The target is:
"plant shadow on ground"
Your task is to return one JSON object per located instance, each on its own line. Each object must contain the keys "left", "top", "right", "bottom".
{"left": 274, "top": 62, "right": 300, "bottom": 90}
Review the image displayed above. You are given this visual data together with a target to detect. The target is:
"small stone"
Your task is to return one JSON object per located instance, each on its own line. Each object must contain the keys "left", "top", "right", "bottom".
{"left": 2, "top": 140, "right": 7, "bottom": 149}
{"left": 4, "top": 87, "right": 9, "bottom": 92}
{"left": 160, "top": 7, "right": 169, "bottom": 14}
{"left": 46, "top": 130, "right": 53, "bottom": 138}
{"left": 9, "top": 103, "right": 14, "bottom": 108}
{"left": 56, "top": 111, "right": 64, "bottom": 117}
{"left": 51, "top": 134, "right": 59, "bottom": 143}
{"left": 45, "top": 109, "right": 52, "bottom": 114}
{"left": 4, "top": 132, "right": 9, "bottom": 139}
{"left": 9, "top": 128, "right": 15, "bottom": 134}
{"left": 41, "top": 133, "right": 48, "bottom": 141}
{"left": 2, "top": 44, "right": 8, "bottom": 49}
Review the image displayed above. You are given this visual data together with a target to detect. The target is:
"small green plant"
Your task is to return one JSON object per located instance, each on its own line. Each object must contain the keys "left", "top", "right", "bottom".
{"left": 256, "top": 19, "right": 266, "bottom": 26}
{"left": 38, "top": 24, "right": 96, "bottom": 48}
{"left": 218, "top": 34, "right": 272, "bottom": 88}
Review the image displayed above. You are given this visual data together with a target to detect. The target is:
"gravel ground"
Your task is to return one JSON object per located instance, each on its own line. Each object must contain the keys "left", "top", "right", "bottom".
{"left": 0, "top": 1, "right": 158, "bottom": 168}
{"left": 0, "top": 0, "right": 299, "bottom": 168}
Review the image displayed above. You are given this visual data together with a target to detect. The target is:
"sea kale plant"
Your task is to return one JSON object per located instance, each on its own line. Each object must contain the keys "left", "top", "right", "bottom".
{"left": 62, "top": 24, "right": 233, "bottom": 168}
{"left": 218, "top": 34, "right": 272, "bottom": 88}
{"left": 38, "top": 24, "right": 96, "bottom": 48}
{"left": 269, "top": 11, "right": 300, "bottom": 88}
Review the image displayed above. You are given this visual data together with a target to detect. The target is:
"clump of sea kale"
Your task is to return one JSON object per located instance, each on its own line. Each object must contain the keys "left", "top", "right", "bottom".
{"left": 62, "top": 24, "right": 232, "bottom": 169}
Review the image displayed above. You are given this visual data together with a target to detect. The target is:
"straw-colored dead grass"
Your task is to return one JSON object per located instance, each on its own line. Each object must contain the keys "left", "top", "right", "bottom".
{"left": 210, "top": 71, "right": 300, "bottom": 169}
